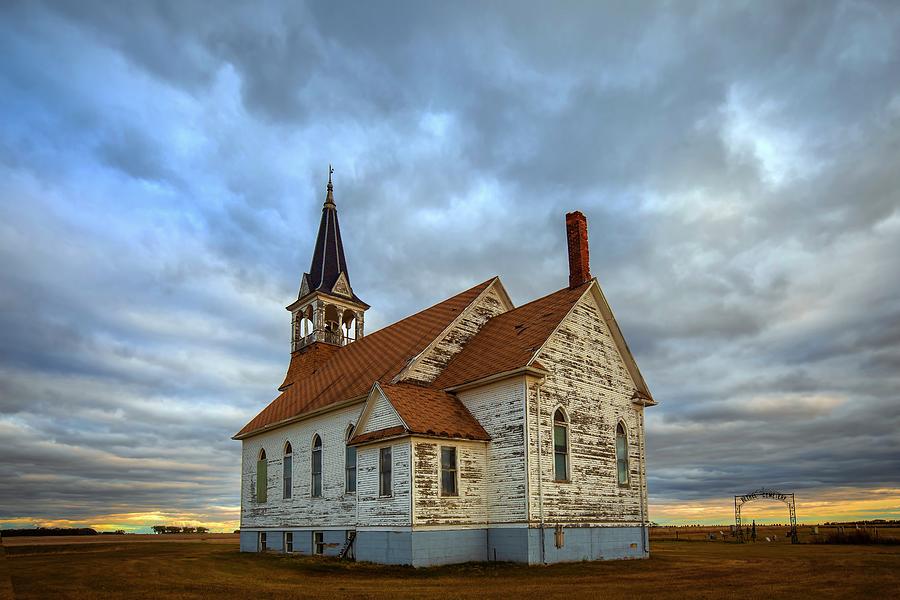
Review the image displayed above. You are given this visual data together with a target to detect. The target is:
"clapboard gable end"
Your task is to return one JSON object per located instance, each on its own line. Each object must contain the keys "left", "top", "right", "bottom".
{"left": 525, "top": 279, "right": 650, "bottom": 525}
{"left": 355, "top": 383, "right": 407, "bottom": 436}
{"left": 394, "top": 277, "right": 513, "bottom": 385}
{"left": 529, "top": 280, "right": 653, "bottom": 403}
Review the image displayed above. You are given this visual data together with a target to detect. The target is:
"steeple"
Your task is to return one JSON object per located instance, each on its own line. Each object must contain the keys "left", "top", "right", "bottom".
{"left": 286, "top": 168, "right": 368, "bottom": 355}
{"left": 302, "top": 164, "right": 360, "bottom": 301}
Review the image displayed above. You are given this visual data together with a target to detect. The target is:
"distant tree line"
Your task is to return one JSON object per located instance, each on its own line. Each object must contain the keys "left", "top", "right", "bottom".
{"left": 150, "top": 525, "right": 209, "bottom": 534}
{"left": 1, "top": 527, "right": 98, "bottom": 537}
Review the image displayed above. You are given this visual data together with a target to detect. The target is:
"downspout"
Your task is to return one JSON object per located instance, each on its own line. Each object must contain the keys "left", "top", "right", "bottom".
{"left": 637, "top": 406, "right": 647, "bottom": 555}
{"left": 534, "top": 380, "right": 546, "bottom": 564}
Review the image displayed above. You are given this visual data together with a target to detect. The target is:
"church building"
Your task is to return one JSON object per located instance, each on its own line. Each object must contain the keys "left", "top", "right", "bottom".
{"left": 234, "top": 173, "right": 656, "bottom": 566}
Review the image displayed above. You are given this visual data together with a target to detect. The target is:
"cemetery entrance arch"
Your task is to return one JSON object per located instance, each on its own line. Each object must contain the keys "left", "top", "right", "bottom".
{"left": 734, "top": 488, "right": 798, "bottom": 544}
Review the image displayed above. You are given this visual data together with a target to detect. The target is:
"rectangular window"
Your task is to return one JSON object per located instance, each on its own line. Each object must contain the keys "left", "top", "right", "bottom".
{"left": 440, "top": 446, "right": 458, "bottom": 496}
{"left": 256, "top": 459, "right": 268, "bottom": 503}
{"left": 345, "top": 445, "right": 357, "bottom": 494}
{"left": 284, "top": 532, "right": 293, "bottom": 553}
{"left": 379, "top": 446, "right": 392, "bottom": 497}
{"left": 259, "top": 531, "right": 267, "bottom": 552}
{"left": 283, "top": 455, "right": 292, "bottom": 499}
{"left": 313, "top": 531, "right": 324, "bottom": 555}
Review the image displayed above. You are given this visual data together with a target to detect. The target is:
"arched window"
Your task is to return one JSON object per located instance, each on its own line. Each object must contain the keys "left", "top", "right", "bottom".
{"left": 301, "top": 305, "right": 314, "bottom": 337}
{"left": 342, "top": 309, "right": 356, "bottom": 344}
{"left": 324, "top": 304, "right": 340, "bottom": 342}
{"left": 283, "top": 442, "right": 293, "bottom": 499}
{"left": 616, "top": 422, "right": 629, "bottom": 486}
{"left": 311, "top": 434, "right": 323, "bottom": 497}
{"left": 256, "top": 448, "right": 268, "bottom": 503}
{"left": 345, "top": 425, "right": 357, "bottom": 494}
{"left": 553, "top": 408, "right": 569, "bottom": 482}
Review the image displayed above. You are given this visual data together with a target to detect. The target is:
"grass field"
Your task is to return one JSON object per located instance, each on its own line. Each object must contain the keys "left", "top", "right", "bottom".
{"left": 2, "top": 534, "right": 899, "bottom": 599}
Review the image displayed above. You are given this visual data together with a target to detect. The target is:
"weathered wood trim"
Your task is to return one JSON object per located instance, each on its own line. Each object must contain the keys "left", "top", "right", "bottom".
{"left": 287, "top": 289, "right": 370, "bottom": 311}
{"left": 349, "top": 432, "right": 490, "bottom": 449}
{"left": 442, "top": 365, "right": 550, "bottom": 393}
{"left": 585, "top": 281, "right": 654, "bottom": 402}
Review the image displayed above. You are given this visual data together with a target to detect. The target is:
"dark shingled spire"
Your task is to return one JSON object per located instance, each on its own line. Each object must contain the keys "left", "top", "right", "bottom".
{"left": 298, "top": 167, "right": 365, "bottom": 305}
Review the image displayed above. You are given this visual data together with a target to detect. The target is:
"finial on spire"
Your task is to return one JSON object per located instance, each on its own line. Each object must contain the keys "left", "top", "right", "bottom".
{"left": 324, "top": 164, "right": 335, "bottom": 207}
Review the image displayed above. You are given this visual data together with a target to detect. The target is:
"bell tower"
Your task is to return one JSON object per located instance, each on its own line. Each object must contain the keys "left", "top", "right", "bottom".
{"left": 286, "top": 167, "right": 368, "bottom": 356}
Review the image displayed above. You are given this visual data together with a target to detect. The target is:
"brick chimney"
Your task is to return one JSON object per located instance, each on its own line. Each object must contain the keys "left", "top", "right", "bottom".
{"left": 566, "top": 211, "right": 591, "bottom": 288}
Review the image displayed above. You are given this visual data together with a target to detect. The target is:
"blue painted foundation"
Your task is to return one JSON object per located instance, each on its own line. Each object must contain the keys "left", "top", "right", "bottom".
{"left": 239, "top": 530, "right": 257, "bottom": 552}
{"left": 355, "top": 530, "right": 413, "bottom": 565}
{"left": 239, "top": 526, "right": 648, "bottom": 566}
{"left": 529, "top": 526, "right": 647, "bottom": 563}
{"left": 411, "top": 529, "right": 486, "bottom": 566}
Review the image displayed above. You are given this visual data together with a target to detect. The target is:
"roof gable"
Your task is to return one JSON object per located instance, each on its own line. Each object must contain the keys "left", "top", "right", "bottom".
{"left": 234, "top": 278, "right": 496, "bottom": 439}
{"left": 394, "top": 278, "right": 513, "bottom": 385}
{"left": 355, "top": 384, "right": 406, "bottom": 435}
{"left": 349, "top": 383, "right": 490, "bottom": 445}
{"left": 433, "top": 281, "right": 591, "bottom": 389}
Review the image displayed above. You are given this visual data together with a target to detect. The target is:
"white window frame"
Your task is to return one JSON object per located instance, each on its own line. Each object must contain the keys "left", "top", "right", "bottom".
{"left": 256, "top": 448, "right": 268, "bottom": 504}
{"left": 439, "top": 445, "right": 459, "bottom": 497}
{"left": 284, "top": 531, "right": 293, "bottom": 553}
{"left": 552, "top": 406, "right": 571, "bottom": 483}
{"left": 259, "top": 531, "right": 267, "bottom": 552}
{"left": 313, "top": 531, "right": 324, "bottom": 555}
{"left": 283, "top": 441, "right": 293, "bottom": 500}
{"left": 345, "top": 424, "right": 357, "bottom": 495}
{"left": 311, "top": 433, "right": 323, "bottom": 498}
{"left": 616, "top": 420, "right": 630, "bottom": 487}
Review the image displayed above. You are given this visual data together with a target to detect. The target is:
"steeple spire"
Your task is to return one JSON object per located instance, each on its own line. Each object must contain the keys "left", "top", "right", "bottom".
{"left": 324, "top": 164, "right": 335, "bottom": 207}
{"left": 293, "top": 167, "right": 367, "bottom": 307}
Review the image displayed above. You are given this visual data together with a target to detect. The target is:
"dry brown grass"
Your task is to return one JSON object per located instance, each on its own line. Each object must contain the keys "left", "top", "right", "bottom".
{"left": 3, "top": 535, "right": 899, "bottom": 599}
{"left": 650, "top": 524, "right": 900, "bottom": 544}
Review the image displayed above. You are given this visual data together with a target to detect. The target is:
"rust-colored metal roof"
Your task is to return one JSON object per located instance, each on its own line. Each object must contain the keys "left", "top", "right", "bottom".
{"left": 234, "top": 278, "right": 496, "bottom": 438}
{"left": 373, "top": 383, "right": 489, "bottom": 443}
{"left": 278, "top": 342, "right": 340, "bottom": 391}
{"left": 432, "top": 281, "right": 591, "bottom": 389}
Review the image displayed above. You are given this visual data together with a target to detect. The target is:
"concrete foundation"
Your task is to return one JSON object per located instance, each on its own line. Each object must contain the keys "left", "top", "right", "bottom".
{"left": 239, "top": 526, "right": 648, "bottom": 566}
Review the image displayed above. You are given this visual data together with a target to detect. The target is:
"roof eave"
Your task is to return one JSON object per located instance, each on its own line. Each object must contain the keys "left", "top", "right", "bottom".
{"left": 347, "top": 431, "right": 410, "bottom": 447}
{"left": 441, "top": 364, "right": 551, "bottom": 393}
{"left": 286, "top": 290, "right": 370, "bottom": 312}
{"left": 232, "top": 393, "right": 368, "bottom": 440}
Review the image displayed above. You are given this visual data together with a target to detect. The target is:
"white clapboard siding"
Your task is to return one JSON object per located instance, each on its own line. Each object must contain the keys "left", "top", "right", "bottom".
{"left": 526, "top": 292, "right": 648, "bottom": 525}
{"left": 356, "top": 441, "right": 412, "bottom": 526}
{"left": 360, "top": 387, "right": 403, "bottom": 434}
{"left": 457, "top": 378, "right": 528, "bottom": 524}
{"left": 411, "top": 439, "right": 488, "bottom": 526}
{"left": 240, "top": 403, "right": 363, "bottom": 529}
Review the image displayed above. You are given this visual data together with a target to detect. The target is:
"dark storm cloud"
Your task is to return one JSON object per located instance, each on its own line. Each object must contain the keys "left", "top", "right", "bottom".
{"left": 1, "top": 0, "right": 899, "bottom": 527}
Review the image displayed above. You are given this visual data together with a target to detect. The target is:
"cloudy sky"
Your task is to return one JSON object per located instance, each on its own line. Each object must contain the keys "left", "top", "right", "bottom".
{"left": 1, "top": 1, "right": 899, "bottom": 531}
